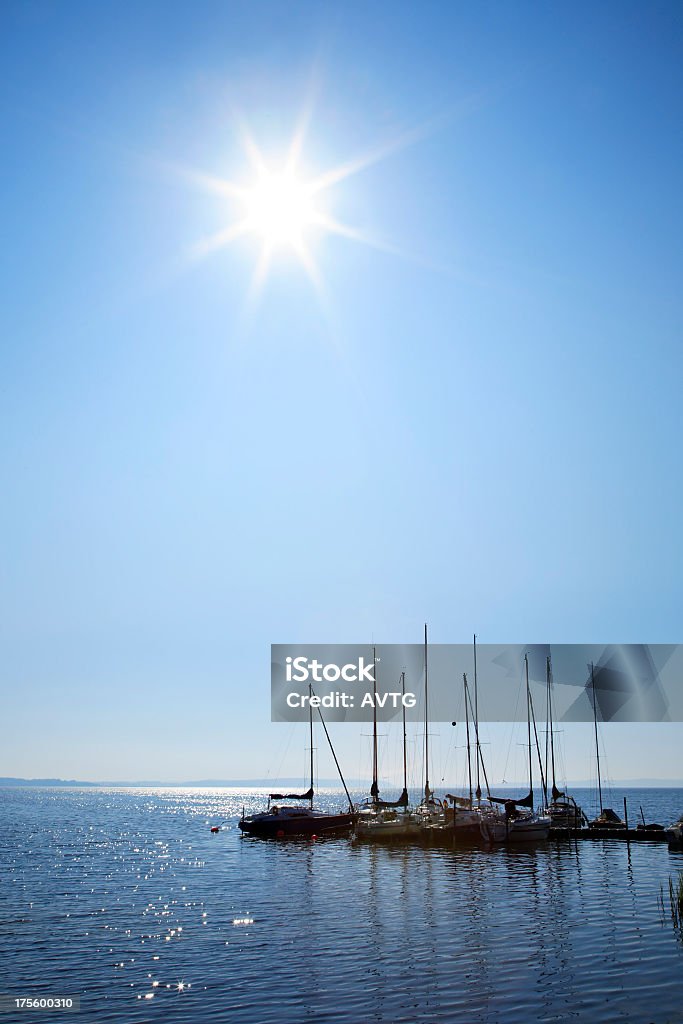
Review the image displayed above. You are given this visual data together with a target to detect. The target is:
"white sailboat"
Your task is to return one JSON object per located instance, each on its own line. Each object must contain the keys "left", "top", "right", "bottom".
{"left": 586, "top": 661, "right": 625, "bottom": 830}
{"left": 415, "top": 624, "right": 451, "bottom": 834}
{"left": 481, "top": 654, "right": 551, "bottom": 843}
{"left": 423, "top": 665, "right": 496, "bottom": 841}
{"left": 460, "top": 663, "right": 505, "bottom": 839}
{"left": 542, "top": 654, "right": 586, "bottom": 829}
{"left": 355, "top": 653, "right": 419, "bottom": 840}
{"left": 666, "top": 814, "right": 683, "bottom": 846}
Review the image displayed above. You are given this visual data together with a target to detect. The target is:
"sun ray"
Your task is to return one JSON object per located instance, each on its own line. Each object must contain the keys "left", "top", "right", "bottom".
{"left": 308, "top": 115, "right": 445, "bottom": 195}
{"left": 238, "top": 122, "right": 268, "bottom": 178}
{"left": 311, "top": 212, "right": 370, "bottom": 244}
{"left": 313, "top": 212, "right": 481, "bottom": 282}
{"left": 291, "top": 236, "right": 323, "bottom": 294}
{"left": 285, "top": 98, "right": 314, "bottom": 176}
{"left": 247, "top": 241, "right": 274, "bottom": 306}
{"left": 312, "top": 211, "right": 430, "bottom": 263}
{"left": 191, "top": 219, "right": 252, "bottom": 260}
{"left": 178, "top": 167, "right": 247, "bottom": 202}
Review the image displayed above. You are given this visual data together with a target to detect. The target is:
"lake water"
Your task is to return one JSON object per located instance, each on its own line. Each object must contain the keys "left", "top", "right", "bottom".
{"left": 1, "top": 787, "right": 682, "bottom": 1023}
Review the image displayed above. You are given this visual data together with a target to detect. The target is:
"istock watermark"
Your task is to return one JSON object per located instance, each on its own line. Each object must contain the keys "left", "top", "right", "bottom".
{"left": 285, "top": 656, "right": 376, "bottom": 683}
{"left": 271, "top": 644, "right": 683, "bottom": 723}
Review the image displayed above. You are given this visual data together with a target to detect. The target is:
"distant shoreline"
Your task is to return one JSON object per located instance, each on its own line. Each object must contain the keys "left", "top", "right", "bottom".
{"left": 2, "top": 777, "right": 683, "bottom": 789}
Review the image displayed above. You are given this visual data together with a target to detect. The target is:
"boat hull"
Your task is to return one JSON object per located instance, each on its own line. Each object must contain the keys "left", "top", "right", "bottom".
{"left": 667, "top": 823, "right": 683, "bottom": 846}
{"left": 545, "top": 798, "right": 585, "bottom": 829}
{"left": 355, "top": 818, "right": 420, "bottom": 840}
{"left": 421, "top": 822, "right": 486, "bottom": 843}
{"left": 483, "top": 816, "right": 551, "bottom": 843}
{"left": 421, "top": 808, "right": 487, "bottom": 844}
{"left": 239, "top": 809, "right": 355, "bottom": 839}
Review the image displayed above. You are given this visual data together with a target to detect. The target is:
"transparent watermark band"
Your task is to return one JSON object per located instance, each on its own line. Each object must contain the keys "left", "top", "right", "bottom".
{"left": 271, "top": 643, "right": 682, "bottom": 723}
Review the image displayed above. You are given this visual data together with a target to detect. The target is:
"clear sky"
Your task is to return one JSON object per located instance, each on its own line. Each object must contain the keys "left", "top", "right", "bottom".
{"left": 1, "top": 2, "right": 682, "bottom": 786}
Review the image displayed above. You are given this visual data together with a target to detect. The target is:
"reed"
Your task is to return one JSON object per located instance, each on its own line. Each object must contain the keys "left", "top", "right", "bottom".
{"left": 660, "top": 871, "right": 683, "bottom": 932}
{"left": 673, "top": 873, "right": 683, "bottom": 915}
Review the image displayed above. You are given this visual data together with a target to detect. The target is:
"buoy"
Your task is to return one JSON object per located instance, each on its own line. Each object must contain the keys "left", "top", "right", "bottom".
{"left": 210, "top": 827, "right": 220, "bottom": 833}
{"left": 311, "top": 835, "right": 317, "bottom": 842}
{"left": 276, "top": 829, "right": 285, "bottom": 838}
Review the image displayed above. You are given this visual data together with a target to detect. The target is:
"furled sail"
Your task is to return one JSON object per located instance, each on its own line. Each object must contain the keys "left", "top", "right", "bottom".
{"left": 445, "top": 794, "right": 473, "bottom": 808}
{"left": 269, "top": 787, "right": 314, "bottom": 801}
{"left": 489, "top": 792, "right": 534, "bottom": 808}
{"left": 375, "top": 788, "right": 409, "bottom": 808}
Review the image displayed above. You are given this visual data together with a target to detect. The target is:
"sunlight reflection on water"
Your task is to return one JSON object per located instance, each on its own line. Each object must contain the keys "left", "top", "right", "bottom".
{"left": 1, "top": 787, "right": 682, "bottom": 1024}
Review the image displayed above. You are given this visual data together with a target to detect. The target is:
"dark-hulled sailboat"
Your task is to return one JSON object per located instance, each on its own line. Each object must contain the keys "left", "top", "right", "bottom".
{"left": 239, "top": 686, "right": 355, "bottom": 839}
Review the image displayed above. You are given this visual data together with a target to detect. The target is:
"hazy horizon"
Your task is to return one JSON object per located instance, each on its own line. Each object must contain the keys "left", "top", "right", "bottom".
{"left": 4, "top": 774, "right": 683, "bottom": 789}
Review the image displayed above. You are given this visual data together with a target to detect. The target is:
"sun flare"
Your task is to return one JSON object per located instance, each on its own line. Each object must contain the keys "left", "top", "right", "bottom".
{"left": 187, "top": 108, "right": 431, "bottom": 300}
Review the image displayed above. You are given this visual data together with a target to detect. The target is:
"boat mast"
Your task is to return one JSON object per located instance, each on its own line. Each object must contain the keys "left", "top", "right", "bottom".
{"left": 311, "top": 692, "right": 355, "bottom": 813}
{"left": 473, "top": 634, "right": 481, "bottom": 802}
{"left": 528, "top": 675, "right": 547, "bottom": 805}
{"left": 548, "top": 655, "right": 559, "bottom": 799}
{"left": 401, "top": 670, "right": 408, "bottom": 800}
{"left": 591, "top": 661, "right": 603, "bottom": 814}
{"left": 371, "top": 645, "right": 379, "bottom": 806}
{"left": 424, "top": 623, "right": 430, "bottom": 801}
{"left": 465, "top": 680, "right": 493, "bottom": 801}
{"left": 463, "top": 673, "right": 473, "bottom": 805}
{"left": 309, "top": 682, "right": 314, "bottom": 809}
{"left": 545, "top": 654, "right": 551, "bottom": 800}
{"left": 525, "top": 654, "right": 533, "bottom": 809}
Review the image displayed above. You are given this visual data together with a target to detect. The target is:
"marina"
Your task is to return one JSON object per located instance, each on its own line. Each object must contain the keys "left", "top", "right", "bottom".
{"left": 252, "top": 635, "right": 683, "bottom": 850}
{"left": 238, "top": 790, "right": 681, "bottom": 847}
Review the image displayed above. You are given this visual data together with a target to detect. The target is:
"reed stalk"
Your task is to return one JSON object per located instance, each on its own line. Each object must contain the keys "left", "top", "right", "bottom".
{"left": 660, "top": 871, "right": 683, "bottom": 933}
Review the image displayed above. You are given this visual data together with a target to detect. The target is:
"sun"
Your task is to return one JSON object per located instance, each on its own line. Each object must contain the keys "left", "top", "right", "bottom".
{"left": 243, "top": 170, "right": 318, "bottom": 248}
{"left": 185, "top": 106, "right": 434, "bottom": 300}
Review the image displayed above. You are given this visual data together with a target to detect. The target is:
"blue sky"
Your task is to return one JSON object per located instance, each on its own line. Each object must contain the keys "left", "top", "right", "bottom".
{"left": 1, "top": 1, "right": 682, "bottom": 785}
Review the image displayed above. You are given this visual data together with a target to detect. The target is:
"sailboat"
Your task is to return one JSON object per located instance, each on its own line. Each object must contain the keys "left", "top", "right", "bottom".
{"left": 424, "top": 635, "right": 509, "bottom": 842}
{"left": 586, "top": 661, "right": 625, "bottom": 830}
{"left": 542, "top": 654, "right": 586, "bottom": 829}
{"left": 239, "top": 685, "right": 355, "bottom": 839}
{"left": 481, "top": 654, "right": 551, "bottom": 843}
{"left": 355, "top": 653, "right": 419, "bottom": 840}
{"left": 457, "top": 666, "right": 503, "bottom": 839}
{"left": 414, "top": 624, "right": 447, "bottom": 831}
{"left": 666, "top": 813, "right": 683, "bottom": 847}
{"left": 425, "top": 668, "right": 493, "bottom": 842}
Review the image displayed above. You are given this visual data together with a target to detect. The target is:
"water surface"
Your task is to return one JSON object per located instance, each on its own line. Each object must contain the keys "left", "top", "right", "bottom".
{"left": 1, "top": 787, "right": 682, "bottom": 1023}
